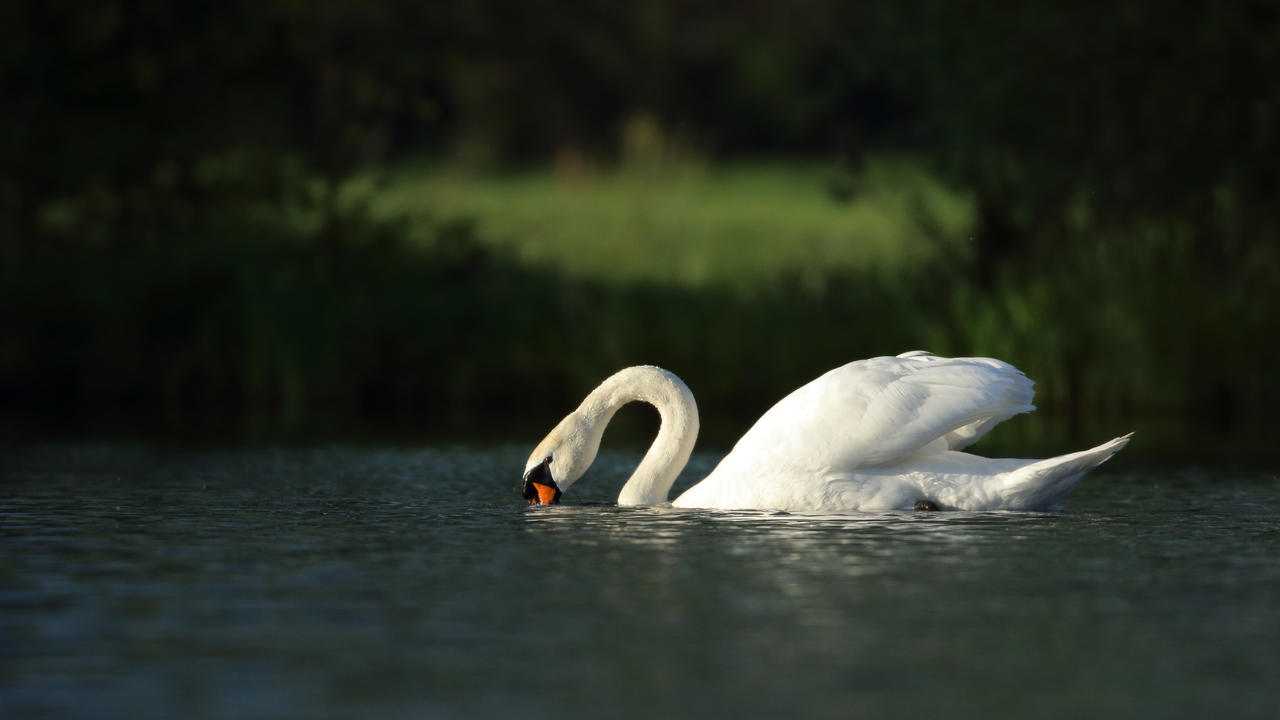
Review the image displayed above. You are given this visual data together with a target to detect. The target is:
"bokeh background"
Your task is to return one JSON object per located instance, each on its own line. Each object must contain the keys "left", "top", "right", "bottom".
{"left": 3, "top": 1, "right": 1277, "bottom": 454}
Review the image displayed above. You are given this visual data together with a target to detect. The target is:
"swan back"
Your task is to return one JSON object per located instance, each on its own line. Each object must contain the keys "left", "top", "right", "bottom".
{"left": 703, "top": 353, "right": 1035, "bottom": 481}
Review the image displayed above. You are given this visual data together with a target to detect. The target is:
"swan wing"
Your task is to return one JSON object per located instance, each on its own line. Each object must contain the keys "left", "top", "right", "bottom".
{"left": 712, "top": 353, "right": 1035, "bottom": 476}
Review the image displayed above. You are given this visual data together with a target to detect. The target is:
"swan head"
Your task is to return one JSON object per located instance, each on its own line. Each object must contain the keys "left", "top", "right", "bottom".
{"left": 522, "top": 411, "right": 601, "bottom": 505}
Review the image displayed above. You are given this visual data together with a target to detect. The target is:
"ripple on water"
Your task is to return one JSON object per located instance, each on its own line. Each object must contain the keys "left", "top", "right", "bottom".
{"left": 2, "top": 445, "right": 1279, "bottom": 719}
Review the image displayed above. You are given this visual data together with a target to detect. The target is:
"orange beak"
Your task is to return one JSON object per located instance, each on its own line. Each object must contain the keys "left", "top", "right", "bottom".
{"left": 522, "top": 457, "right": 561, "bottom": 505}
{"left": 530, "top": 481, "right": 560, "bottom": 506}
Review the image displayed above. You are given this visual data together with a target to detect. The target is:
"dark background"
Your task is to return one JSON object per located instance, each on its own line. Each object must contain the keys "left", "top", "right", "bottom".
{"left": 3, "top": 1, "right": 1276, "bottom": 453}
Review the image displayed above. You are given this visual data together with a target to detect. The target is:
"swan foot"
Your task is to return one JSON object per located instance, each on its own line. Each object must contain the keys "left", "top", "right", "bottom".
{"left": 913, "top": 500, "right": 939, "bottom": 512}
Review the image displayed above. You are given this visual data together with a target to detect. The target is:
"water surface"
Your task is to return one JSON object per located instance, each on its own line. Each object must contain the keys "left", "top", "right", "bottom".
{"left": 2, "top": 445, "right": 1278, "bottom": 718}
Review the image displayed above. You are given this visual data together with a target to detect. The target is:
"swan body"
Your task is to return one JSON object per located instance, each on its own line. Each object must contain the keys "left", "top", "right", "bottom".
{"left": 522, "top": 352, "right": 1131, "bottom": 512}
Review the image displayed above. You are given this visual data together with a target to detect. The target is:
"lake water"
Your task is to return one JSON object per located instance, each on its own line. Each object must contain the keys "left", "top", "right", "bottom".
{"left": 2, "top": 444, "right": 1278, "bottom": 719}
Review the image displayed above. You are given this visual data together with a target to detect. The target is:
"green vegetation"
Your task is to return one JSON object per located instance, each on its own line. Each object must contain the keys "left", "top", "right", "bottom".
{"left": 358, "top": 156, "right": 973, "bottom": 290}
{"left": 2, "top": 1, "right": 1276, "bottom": 450}
{"left": 9, "top": 153, "right": 1271, "bottom": 451}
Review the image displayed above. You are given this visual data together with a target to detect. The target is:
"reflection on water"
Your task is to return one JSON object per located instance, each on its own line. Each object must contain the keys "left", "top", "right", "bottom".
{"left": 522, "top": 503, "right": 1085, "bottom": 638}
{"left": 2, "top": 444, "right": 1279, "bottom": 719}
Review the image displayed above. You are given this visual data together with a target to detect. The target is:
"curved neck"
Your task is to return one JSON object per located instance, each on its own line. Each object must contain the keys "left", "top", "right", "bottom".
{"left": 578, "top": 366, "right": 700, "bottom": 505}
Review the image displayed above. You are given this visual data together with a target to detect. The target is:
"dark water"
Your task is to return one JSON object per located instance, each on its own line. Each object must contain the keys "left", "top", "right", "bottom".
{"left": 2, "top": 444, "right": 1278, "bottom": 719}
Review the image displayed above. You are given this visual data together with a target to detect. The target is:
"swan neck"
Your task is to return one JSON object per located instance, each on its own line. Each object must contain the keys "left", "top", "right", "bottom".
{"left": 580, "top": 366, "right": 699, "bottom": 505}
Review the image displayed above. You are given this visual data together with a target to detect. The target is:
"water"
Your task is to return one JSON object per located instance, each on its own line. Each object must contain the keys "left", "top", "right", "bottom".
{"left": 2, "top": 444, "right": 1278, "bottom": 719}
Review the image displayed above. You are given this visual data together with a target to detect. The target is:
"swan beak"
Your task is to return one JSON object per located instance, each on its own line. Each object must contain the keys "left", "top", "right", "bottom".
{"left": 522, "top": 457, "right": 562, "bottom": 506}
{"left": 527, "top": 481, "right": 561, "bottom": 506}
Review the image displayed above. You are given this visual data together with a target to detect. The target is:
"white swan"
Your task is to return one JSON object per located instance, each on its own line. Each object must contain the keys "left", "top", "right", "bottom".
{"left": 522, "top": 352, "right": 1131, "bottom": 512}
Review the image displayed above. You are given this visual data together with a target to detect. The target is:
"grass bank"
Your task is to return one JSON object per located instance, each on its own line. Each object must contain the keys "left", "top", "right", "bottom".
{"left": 353, "top": 156, "right": 974, "bottom": 290}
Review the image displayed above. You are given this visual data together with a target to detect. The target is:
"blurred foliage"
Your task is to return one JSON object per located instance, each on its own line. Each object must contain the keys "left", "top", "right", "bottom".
{"left": 1, "top": 0, "right": 1277, "bottom": 443}
{"left": 356, "top": 157, "right": 974, "bottom": 288}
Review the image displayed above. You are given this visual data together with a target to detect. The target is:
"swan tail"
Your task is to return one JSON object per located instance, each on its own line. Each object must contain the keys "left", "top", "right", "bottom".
{"left": 1000, "top": 433, "right": 1133, "bottom": 509}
